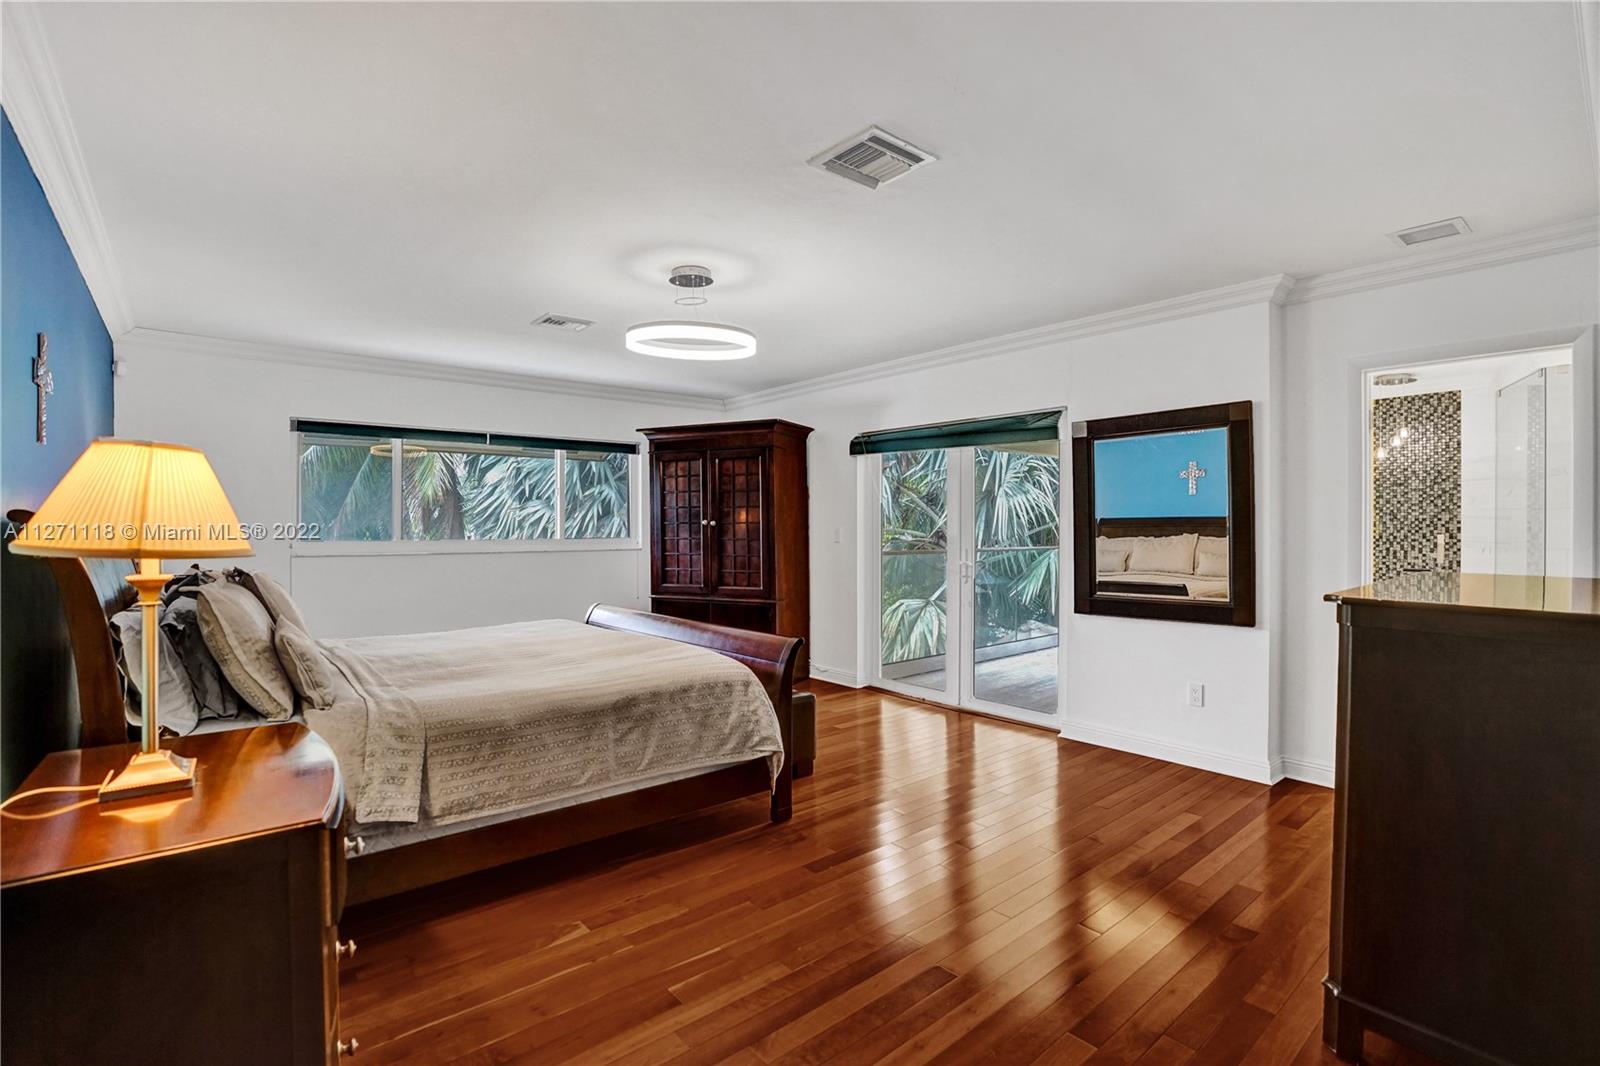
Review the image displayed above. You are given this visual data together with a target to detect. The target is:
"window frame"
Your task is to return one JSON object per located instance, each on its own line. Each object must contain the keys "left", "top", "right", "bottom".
{"left": 291, "top": 430, "right": 641, "bottom": 557}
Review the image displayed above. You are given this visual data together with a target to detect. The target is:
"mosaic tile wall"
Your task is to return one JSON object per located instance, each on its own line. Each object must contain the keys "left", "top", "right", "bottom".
{"left": 1372, "top": 390, "right": 1462, "bottom": 579}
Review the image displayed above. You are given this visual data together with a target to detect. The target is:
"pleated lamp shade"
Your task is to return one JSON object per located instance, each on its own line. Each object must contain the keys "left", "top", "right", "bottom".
{"left": 11, "top": 439, "right": 252, "bottom": 560}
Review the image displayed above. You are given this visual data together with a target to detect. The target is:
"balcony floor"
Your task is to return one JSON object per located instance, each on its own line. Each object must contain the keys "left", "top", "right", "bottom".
{"left": 898, "top": 646, "right": 1058, "bottom": 714}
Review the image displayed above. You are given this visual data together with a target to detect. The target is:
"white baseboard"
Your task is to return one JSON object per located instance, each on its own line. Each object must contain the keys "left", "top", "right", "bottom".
{"left": 1275, "top": 756, "right": 1334, "bottom": 789}
{"left": 1056, "top": 719, "right": 1275, "bottom": 784}
{"left": 809, "top": 663, "right": 865, "bottom": 688}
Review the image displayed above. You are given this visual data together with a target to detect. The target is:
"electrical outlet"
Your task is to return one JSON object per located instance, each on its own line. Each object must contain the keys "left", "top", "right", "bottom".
{"left": 1187, "top": 682, "right": 1205, "bottom": 708}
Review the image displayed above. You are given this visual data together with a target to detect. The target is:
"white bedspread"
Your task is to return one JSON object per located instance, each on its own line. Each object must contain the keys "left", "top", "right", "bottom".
{"left": 305, "top": 619, "right": 783, "bottom": 827}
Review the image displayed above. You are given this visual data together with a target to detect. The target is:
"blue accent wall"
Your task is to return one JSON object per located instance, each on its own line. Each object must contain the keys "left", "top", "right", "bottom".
{"left": 1, "top": 106, "right": 116, "bottom": 793}
{"left": 1094, "top": 427, "right": 1229, "bottom": 518}
{"left": 2, "top": 109, "right": 113, "bottom": 499}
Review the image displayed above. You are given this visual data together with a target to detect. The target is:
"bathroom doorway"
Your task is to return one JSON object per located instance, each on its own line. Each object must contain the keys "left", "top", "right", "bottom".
{"left": 1363, "top": 345, "right": 1577, "bottom": 582}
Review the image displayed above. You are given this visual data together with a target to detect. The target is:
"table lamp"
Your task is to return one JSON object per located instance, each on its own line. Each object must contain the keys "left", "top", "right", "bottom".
{"left": 10, "top": 439, "right": 252, "bottom": 801}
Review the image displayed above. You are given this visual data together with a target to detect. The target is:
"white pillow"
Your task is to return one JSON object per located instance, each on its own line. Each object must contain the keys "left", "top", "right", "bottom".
{"left": 1127, "top": 533, "right": 1198, "bottom": 575}
{"left": 197, "top": 583, "right": 295, "bottom": 721}
{"left": 1195, "top": 536, "right": 1229, "bottom": 578}
{"left": 1096, "top": 537, "right": 1132, "bottom": 574}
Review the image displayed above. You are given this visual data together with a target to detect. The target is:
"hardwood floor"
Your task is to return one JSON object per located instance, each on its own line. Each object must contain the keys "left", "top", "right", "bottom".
{"left": 340, "top": 684, "right": 1437, "bottom": 1066}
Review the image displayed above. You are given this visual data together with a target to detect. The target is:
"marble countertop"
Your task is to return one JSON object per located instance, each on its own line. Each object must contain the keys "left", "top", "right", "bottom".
{"left": 1326, "top": 572, "right": 1600, "bottom": 618}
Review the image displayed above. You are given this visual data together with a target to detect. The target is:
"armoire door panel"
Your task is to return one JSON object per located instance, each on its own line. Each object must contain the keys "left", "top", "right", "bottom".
{"left": 710, "top": 449, "right": 771, "bottom": 598}
{"left": 652, "top": 451, "right": 708, "bottom": 594}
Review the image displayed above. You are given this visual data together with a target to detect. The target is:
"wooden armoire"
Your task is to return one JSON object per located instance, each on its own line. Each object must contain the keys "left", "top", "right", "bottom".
{"left": 639, "top": 420, "right": 812, "bottom": 679}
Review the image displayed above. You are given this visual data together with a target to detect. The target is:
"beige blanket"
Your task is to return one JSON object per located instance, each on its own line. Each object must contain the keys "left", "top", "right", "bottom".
{"left": 306, "top": 619, "right": 783, "bottom": 827}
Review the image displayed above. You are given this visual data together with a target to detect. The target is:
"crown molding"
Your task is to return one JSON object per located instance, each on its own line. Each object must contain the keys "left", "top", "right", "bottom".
{"left": 1, "top": 4, "right": 134, "bottom": 336}
{"left": 1283, "top": 216, "right": 1600, "bottom": 305}
{"left": 117, "top": 328, "right": 729, "bottom": 411}
{"left": 726, "top": 274, "right": 1292, "bottom": 409}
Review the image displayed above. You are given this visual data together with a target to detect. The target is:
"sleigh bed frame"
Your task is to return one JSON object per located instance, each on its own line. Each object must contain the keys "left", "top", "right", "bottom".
{"left": 16, "top": 510, "right": 799, "bottom": 904}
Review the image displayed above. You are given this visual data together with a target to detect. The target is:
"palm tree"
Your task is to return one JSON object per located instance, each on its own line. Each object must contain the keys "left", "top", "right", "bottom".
{"left": 299, "top": 441, "right": 392, "bottom": 540}
{"left": 562, "top": 453, "right": 631, "bottom": 538}
{"left": 879, "top": 446, "right": 1060, "bottom": 663}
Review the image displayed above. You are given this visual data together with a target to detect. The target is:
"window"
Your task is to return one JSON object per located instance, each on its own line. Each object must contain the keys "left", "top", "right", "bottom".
{"left": 294, "top": 420, "right": 635, "bottom": 549}
{"left": 298, "top": 434, "right": 393, "bottom": 541}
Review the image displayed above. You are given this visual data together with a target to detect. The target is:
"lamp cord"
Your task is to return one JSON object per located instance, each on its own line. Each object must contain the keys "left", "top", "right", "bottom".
{"left": 0, "top": 775, "right": 113, "bottom": 818}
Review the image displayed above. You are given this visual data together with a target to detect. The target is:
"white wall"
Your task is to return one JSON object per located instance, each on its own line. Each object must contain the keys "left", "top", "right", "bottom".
{"left": 1281, "top": 247, "right": 1600, "bottom": 783}
{"left": 732, "top": 300, "right": 1283, "bottom": 783}
{"left": 113, "top": 241, "right": 1599, "bottom": 792}
{"left": 113, "top": 332, "right": 717, "bottom": 637}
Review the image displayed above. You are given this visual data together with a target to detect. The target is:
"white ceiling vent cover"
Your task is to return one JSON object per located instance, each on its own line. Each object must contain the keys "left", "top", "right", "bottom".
{"left": 531, "top": 313, "right": 593, "bottom": 332}
{"left": 809, "top": 126, "right": 936, "bottom": 190}
{"left": 1387, "top": 217, "right": 1472, "bottom": 248}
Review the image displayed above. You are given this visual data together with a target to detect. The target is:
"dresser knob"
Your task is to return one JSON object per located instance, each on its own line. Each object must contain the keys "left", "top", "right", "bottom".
{"left": 336, "top": 938, "right": 358, "bottom": 960}
{"left": 337, "top": 1036, "right": 359, "bottom": 1056}
{"left": 344, "top": 835, "right": 366, "bottom": 858}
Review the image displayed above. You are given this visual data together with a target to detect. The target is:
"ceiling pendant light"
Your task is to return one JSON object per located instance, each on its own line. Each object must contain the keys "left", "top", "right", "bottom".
{"left": 625, "top": 266, "right": 757, "bottom": 360}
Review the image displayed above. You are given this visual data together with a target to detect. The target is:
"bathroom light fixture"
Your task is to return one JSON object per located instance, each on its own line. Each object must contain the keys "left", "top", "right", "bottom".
{"left": 625, "top": 266, "right": 757, "bottom": 360}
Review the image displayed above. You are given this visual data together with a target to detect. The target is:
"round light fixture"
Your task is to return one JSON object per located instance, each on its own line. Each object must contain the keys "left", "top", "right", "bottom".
{"left": 627, "top": 265, "right": 756, "bottom": 360}
{"left": 625, "top": 320, "right": 757, "bottom": 360}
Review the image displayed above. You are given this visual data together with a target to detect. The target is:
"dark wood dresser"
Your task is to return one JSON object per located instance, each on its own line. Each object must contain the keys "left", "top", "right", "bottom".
{"left": 1323, "top": 574, "right": 1600, "bottom": 1066}
{"left": 640, "top": 419, "right": 812, "bottom": 679}
{"left": 1, "top": 724, "right": 354, "bottom": 1065}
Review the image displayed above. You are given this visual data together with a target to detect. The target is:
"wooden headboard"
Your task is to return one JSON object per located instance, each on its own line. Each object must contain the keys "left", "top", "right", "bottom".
{"left": 1096, "top": 516, "right": 1229, "bottom": 539}
{"left": 6, "top": 509, "right": 134, "bottom": 748}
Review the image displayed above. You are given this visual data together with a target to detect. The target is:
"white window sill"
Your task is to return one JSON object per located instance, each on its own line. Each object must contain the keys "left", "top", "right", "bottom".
{"left": 290, "top": 538, "right": 640, "bottom": 558}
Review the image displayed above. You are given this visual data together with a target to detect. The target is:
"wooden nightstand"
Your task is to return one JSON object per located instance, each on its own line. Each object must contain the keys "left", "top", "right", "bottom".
{"left": 1, "top": 724, "right": 353, "bottom": 1065}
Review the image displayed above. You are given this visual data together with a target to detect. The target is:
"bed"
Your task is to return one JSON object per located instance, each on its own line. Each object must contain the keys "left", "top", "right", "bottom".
{"left": 23, "top": 521, "right": 800, "bottom": 904}
{"left": 1093, "top": 516, "right": 1232, "bottom": 602}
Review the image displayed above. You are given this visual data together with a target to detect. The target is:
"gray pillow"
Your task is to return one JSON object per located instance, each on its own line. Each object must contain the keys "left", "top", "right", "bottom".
{"left": 274, "top": 621, "right": 338, "bottom": 710}
{"left": 197, "top": 583, "right": 295, "bottom": 721}
{"left": 239, "top": 570, "right": 311, "bottom": 633}
{"left": 110, "top": 606, "right": 203, "bottom": 735}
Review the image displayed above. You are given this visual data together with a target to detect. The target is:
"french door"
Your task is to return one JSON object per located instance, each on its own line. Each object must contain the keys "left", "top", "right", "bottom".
{"left": 872, "top": 442, "right": 1062, "bottom": 726}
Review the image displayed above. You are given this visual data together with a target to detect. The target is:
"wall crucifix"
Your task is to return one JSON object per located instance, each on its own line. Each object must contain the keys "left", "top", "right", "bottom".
{"left": 33, "top": 333, "right": 54, "bottom": 444}
{"left": 1178, "top": 459, "right": 1206, "bottom": 495}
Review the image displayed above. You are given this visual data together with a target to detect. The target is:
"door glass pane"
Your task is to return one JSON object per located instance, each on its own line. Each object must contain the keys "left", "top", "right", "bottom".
{"left": 659, "top": 456, "right": 704, "bottom": 587}
{"left": 880, "top": 450, "right": 948, "bottom": 692}
{"left": 1496, "top": 369, "right": 1547, "bottom": 576}
{"left": 716, "top": 455, "right": 764, "bottom": 589}
{"left": 973, "top": 442, "right": 1059, "bottom": 713}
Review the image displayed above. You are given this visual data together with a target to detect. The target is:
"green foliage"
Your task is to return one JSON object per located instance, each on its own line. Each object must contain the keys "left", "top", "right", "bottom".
{"left": 301, "top": 440, "right": 630, "bottom": 542}
{"left": 880, "top": 446, "right": 1061, "bottom": 664}
{"left": 563, "top": 453, "right": 631, "bottom": 538}
{"left": 298, "top": 441, "right": 392, "bottom": 540}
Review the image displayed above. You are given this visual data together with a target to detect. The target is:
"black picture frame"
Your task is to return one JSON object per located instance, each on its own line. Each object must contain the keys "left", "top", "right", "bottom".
{"left": 1071, "top": 400, "right": 1255, "bottom": 627}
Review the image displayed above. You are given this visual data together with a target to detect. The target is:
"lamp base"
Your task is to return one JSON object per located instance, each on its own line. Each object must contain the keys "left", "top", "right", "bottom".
{"left": 98, "top": 749, "right": 197, "bottom": 802}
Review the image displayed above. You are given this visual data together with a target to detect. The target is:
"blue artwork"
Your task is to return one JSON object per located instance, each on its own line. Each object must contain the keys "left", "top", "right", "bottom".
{"left": 1093, "top": 427, "right": 1229, "bottom": 518}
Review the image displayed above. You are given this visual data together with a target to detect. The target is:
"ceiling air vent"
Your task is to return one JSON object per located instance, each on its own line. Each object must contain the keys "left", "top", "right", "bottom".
{"left": 531, "top": 313, "right": 593, "bottom": 333}
{"left": 809, "top": 126, "right": 936, "bottom": 190}
{"left": 1387, "top": 217, "right": 1471, "bottom": 248}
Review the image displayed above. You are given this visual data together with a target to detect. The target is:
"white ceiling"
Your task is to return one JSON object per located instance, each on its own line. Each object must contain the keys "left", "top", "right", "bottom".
{"left": 30, "top": 2, "right": 1600, "bottom": 399}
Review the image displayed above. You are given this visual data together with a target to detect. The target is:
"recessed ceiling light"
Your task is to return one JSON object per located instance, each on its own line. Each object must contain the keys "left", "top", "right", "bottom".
{"left": 1373, "top": 373, "right": 1418, "bottom": 387}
